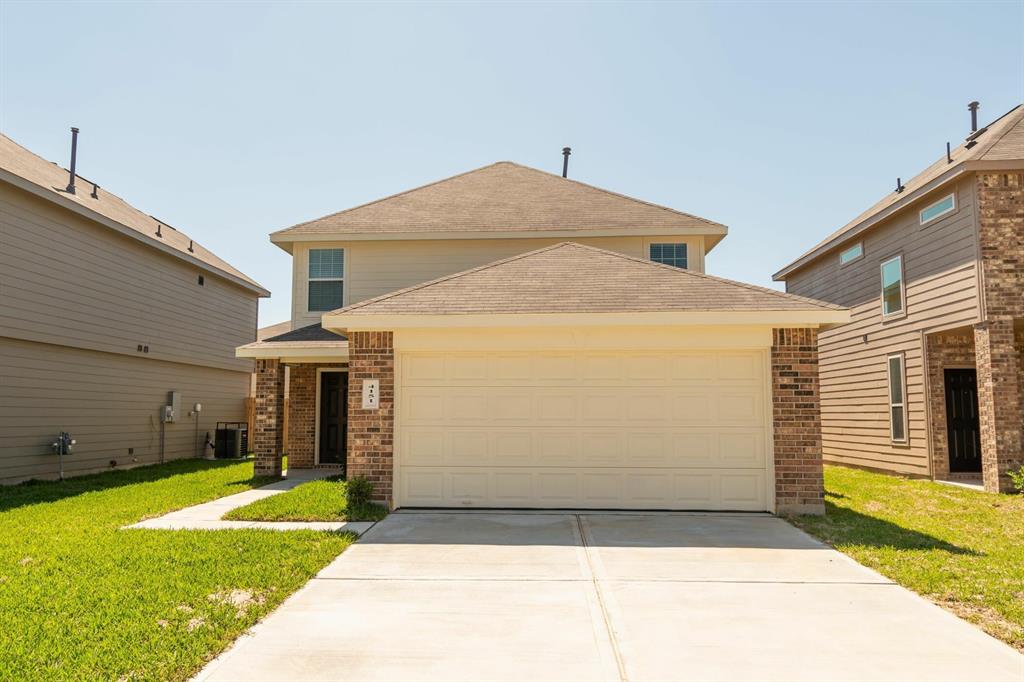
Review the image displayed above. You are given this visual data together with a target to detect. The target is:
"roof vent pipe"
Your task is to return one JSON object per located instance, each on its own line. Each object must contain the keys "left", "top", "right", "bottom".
{"left": 968, "top": 101, "right": 980, "bottom": 133}
{"left": 65, "top": 127, "right": 79, "bottom": 194}
{"left": 562, "top": 147, "right": 571, "bottom": 178}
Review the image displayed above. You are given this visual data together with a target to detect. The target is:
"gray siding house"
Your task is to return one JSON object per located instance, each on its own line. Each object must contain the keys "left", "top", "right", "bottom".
{"left": 775, "top": 104, "right": 1024, "bottom": 493}
{"left": 0, "top": 131, "right": 268, "bottom": 483}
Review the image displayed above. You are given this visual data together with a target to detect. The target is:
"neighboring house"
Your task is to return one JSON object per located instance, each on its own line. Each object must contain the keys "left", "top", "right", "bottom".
{"left": 0, "top": 131, "right": 268, "bottom": 483}
{"left": 238, "top": 161, "right": 847, "bottom": 514}
{"left": 774, "top": 104, "right": 1024, "bottom": 493}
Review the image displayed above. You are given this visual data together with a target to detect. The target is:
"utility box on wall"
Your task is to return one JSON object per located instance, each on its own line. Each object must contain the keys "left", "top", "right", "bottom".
{"left": 165, "top": 391, "right": 180, "bottom": 423}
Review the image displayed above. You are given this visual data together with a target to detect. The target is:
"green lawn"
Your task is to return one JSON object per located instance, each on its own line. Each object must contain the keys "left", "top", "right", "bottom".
{"left": 0, "top": 459, "right": 353, "bottom": 681}
{"left": 791, "top": 465, "right": 1024, "bottom": 651}
{"left": 224, "top": 476, "right": 389, "bottom": 522}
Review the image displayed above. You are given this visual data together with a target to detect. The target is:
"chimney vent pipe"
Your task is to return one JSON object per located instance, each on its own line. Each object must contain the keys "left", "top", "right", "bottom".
{"left": 65, "top": 127, "right": 79, "bottom": 194}
{"left": 561, "top": 147, "right": 571, "bottom": 178}
{"left": 968, "top": 101, "right": 980, "bottom": 133}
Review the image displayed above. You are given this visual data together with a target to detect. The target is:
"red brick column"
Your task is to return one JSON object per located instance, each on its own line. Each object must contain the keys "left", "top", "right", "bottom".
{"left": 287, "top": 365, "right": 318, "bottom": 469}
{"left": 347, "top": 332, "right": 394, "bottom": 505}
{"left": 975, "top": 172, "right": 1024, "bottom": 493}
{"left": 253, "top": 359, "right": 284, "bottom": 477}
{"left": 772, "top": 328, "right": 824, "bottom": 515}
{"left": 974, "top": 320, "right": 1022, "bottom": 492}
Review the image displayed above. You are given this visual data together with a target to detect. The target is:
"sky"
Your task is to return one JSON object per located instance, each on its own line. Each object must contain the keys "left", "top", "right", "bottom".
{"left": 2, "top": 1, "right": 1022, "bottom": 326}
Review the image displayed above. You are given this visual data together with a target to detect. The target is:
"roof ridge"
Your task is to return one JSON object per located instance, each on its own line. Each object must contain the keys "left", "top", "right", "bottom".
{"left": 497, "top": 161, "right": 726, "bottom": 228}
{"left": 333, "top": 242, "right": 572, "bottom": 314}
{"left": 973, "top": 105, "right": 1024, "bottom": 159}
{"left": 273, "top": 160, "right": 725, "bottom": 237}
{"left": 774, "top": 103, "right": 1024, "bottom": 280}
{"left": 275, "top": 161, "right": 510, "bottom": 235}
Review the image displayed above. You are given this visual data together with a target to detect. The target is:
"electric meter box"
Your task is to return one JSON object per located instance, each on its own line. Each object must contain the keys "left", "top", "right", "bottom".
{"left": 165, "top": 391, "right": 180, "bottom": 423}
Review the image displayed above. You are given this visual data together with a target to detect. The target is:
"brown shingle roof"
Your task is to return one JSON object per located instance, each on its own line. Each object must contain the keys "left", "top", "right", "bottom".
{"left": 775, "top": 104, "right": 1024, "bottom": 280}
{"left": 0, "top": 133, "right": 268, "bottom": 295}
{"left": 272, "top": 161, "right": 726, "bottom": 241}
{"left": 331, "top": 242, "right": 844, "bottom": 316}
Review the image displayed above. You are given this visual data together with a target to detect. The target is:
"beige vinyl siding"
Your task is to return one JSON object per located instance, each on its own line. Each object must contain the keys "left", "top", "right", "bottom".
{"left": 0, "top": 183, "right": 257, "bottom": 373}
{"left": 290, "top": 236, "right": 707, "bottom": 328}
{"left": 785, "top": 177, "right": 981, "bottom": 476}
{"left": 0, "top": 337, "right": 250, "bottom": 483}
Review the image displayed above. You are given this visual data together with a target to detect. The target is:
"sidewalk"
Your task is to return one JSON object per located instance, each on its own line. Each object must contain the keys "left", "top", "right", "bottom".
{"left": 126, "top": 468, "right": 376, "bottom": 534}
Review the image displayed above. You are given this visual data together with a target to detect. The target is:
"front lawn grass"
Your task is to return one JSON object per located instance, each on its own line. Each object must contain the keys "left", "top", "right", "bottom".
{"left": 224, "top": 476, "right": 388, "bottom": 522}
{"left": 0, "top": 459, "right": 353, "bottom": 681}
{"left": 790, "top": 465, "right": 1024, "bottom": 651}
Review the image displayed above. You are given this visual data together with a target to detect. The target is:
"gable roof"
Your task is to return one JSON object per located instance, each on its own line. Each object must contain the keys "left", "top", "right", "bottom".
{"left": 326, "top": 242, "right": 844, "bottom": 320}
{"left": 271, "top": 161, "right": 727, "bottom": 249}
{"left": 774, "top": 104, "right": 1024, "bottom": 281}
{"left": 0, "top": 133, "right": 268, "bottom": 296}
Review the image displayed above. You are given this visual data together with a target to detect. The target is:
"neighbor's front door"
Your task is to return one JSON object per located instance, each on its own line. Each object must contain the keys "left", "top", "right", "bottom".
{"left": 318, "top": 371, "right": 348, "bottom": 468}
{"left": 944, "top": 368, "right": 981, "bottom": 473}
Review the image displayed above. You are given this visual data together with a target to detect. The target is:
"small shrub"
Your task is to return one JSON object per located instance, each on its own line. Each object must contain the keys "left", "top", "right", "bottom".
{"left": 1009, "top": 466, "right": 1024, "bottom": 493}
{"left": 346, "top": 476, "right": 373, "bottom": 509}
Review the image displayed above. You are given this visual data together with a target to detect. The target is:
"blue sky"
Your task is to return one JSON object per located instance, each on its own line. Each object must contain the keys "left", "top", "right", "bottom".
{"left": 2, "top": 1, "right": 1022, "bottom": 325}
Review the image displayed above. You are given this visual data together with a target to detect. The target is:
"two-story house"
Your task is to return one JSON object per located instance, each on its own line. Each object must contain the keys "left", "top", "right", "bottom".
{"left": 238, "top": 161, "right": 848, "bottom": 513}
{"left": 774, "top": 104, "right": 1024, "bottom": 493}
{"left": 1, "top": 131, "right": 268, "bottom": 483}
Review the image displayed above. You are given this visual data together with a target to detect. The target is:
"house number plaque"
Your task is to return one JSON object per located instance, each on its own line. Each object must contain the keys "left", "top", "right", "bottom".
{"left": 362, "top": 379, "right": 380, "bottom": 409}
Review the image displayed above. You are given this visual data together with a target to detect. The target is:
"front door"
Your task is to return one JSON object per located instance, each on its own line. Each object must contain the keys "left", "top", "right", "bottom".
{"left": 318, "top": 371, "right": 348, "bottom": 469}
{"left": 945, "top": 368, "right": 981, "bottom": 473}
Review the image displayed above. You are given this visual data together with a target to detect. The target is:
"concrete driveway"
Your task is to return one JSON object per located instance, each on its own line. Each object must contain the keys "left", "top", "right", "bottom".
{"left": 197, "top": 512, "right": 1023, "bottom": 682}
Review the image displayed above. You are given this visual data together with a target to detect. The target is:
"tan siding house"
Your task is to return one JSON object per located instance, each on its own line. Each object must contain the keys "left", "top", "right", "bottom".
{"left": 240, "top": 161, "right": 847, "bottom": 514}
{"left": 1, "top": 132, "right": 267, "bottom": 483}
{"left": 776, "top": 104, "right": 1024, "bottom": 493}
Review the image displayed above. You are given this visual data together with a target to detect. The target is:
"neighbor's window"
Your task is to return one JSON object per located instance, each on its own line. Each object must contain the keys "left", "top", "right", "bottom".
{"left": 650, "top": 243, "right": 688, "bottom": 268}
{"left": 880, "top": 255, "right": 904, "bottom": 317}
{"left": 308, "top": 248, "right": 344, "bottom": 311}
{"left": 839, "top": 242, "right": 863, "bottom": 265}
{"left": 887, "top": 353, "right": 907, "bottom": 442}
{"left": 919, "top": 193, "right": 956, "bottom": 225}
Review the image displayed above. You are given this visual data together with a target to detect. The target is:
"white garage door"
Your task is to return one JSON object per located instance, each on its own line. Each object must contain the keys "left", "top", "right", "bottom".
{"left": 396, "top": 350, "right": 770, "bottom": 511}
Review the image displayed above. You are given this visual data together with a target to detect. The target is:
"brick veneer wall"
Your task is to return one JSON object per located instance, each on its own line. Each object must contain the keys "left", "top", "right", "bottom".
{"left": 253, "top": 359, "right": 284, "bottom": 477}
{"left": 925, "top": 331, "right": 976, "bottom": 480}
{"left": 287, "top": 363, "right": 347, "bottom": 469}
{"left": 772, "top": 328, "right": 824, "bottom": 515}
{"left": 975, "top": 172, "right": 1024, "bottom": 493}
{"left": 346, "top": 332, "right": 394, "bottom": 504}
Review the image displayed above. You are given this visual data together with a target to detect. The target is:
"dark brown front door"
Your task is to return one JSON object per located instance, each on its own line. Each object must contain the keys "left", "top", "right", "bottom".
{"left": 945, "top": 368, "right": 981, "bottom": 473}
{"left": 318, "top": 372, "right": 348, "bottom": 468}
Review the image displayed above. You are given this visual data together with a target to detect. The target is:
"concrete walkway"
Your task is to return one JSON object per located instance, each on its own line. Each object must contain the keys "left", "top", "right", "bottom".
{"left": 195, "top": 511, "right": 1023, "bottom": 682}
{"left": 127, "top": 469, "right": 374, "bottom": 534}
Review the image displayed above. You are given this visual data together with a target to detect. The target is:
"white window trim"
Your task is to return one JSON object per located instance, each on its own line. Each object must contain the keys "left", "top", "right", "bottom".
{"left": 879, "top": 254, "right": 906, "bottom": 319}
{"left": 648, "top": 241, "right": 689, "bottom": 269}
{"left": 887, "top": 353, "right": 908, "bottom": 443}
{"left": 839, "top": 242, "right": 864, "bottom": 266}
{"left": 307, "top": 248, "right": 346, "bottom": 313}
{"left": 919, "top": 193, "right": 956, "bottom": 225}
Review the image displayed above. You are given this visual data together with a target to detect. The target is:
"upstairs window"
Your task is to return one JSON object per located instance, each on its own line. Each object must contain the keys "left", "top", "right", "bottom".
{"left": 887, "top": 353, "right": 907, "bottom": 442}
{"left": 308, "top": 248, "right": 344, "bottom": 311}
{"left": 919, "top": 193, "right": 956, "bottom": 225}
{"left": 839, "top": 242, "right": 863, "bottom": 265}
{"left": 880, "top": 255, "right": 904, "bottom": 317}
{"left": 650, "top": 243, "right": 688, "bottom": 269}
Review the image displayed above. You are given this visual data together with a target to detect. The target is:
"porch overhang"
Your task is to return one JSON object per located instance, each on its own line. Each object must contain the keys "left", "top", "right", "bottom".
{"left": 235, "top": 340, "right": 348, "bottom": 364}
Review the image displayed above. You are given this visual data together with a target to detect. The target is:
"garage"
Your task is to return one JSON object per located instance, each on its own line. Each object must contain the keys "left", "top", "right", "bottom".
{"left": 322, "top": 242, "right": 848, "bottom": 515}
{"left": 397, "top": 349, "right": 770, "bottom": 510}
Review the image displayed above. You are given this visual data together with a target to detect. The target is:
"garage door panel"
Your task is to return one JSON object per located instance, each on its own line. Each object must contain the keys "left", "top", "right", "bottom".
{"left": 397, "top": 349, "right": 770, "bottom": 511}
{"left": 399, "top": 467, "right": 767, "bottom": 510}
